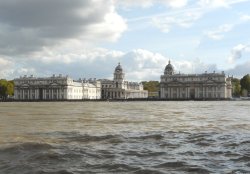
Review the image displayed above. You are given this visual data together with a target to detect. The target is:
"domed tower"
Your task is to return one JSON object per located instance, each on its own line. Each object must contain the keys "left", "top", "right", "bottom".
{"left": 164, "top": 60, "right": 174, "bottom": 75}
{"left": 114, "top": 62, "right": 125, "bottom": 82}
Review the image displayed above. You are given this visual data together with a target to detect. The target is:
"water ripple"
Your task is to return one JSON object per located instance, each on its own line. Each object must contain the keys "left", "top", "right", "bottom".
{"left": 0, "top": 101, "right": 250, "bottom": 173}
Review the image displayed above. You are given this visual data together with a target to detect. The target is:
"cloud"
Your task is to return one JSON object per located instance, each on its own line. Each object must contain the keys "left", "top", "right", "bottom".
{"left": 226, "top": 61, "right": 250, "bottom": 77}
{"left": 198, "top": 0, "right": 230, "bottom": 8}
{"left": 228, "top": 44, "right": 250, "bottom": 63}
{"left": 118, "top": 0, "right": 248, "bottom": 9}
{"left": 0, "top": 0, "right": 127, "bottom": 56}
{"left": 240, "top": 14, "right": 250, "bottom": 21}
{"left": 204, "top": 24, "right": 233, "bottom": 40}
{"left": 1, "top": 47, "right": 223, "bottom": 81}
{"left": 174, "top": 58, "right": 218, "bottom": 74}
{"left": 116, "top": 0, "right": 188, "bottom": 8}
{"left": 127, "top": 0, "right": 249, "bottom": 33}
{"left": 152, "top": 10, "right": 202, "bottom": 33}
{"left": 1, "top": 45, "right": 249, "bottom": 81}
{"left": 0, "top": 57, "right": 14, "bottom": 78}
{"left": 1, "top": 48, "right": 166, "bottom": 81}
{"left": 198, "top": 0, "right": 250, "bottom": 8}
{"left": 120, "top": 49, "right": 168, "bottom": 81}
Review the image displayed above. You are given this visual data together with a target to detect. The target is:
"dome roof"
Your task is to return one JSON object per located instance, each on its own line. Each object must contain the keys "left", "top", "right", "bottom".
{"left": 164, "top": 60, "right": 174, "bottom": 75}
{"left": 115, "top": 62, "right": 123, "bottom": 72}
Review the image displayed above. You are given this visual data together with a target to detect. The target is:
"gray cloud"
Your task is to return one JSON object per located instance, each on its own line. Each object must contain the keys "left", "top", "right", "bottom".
{"left": 1, "top": 1, "right": 84, "bottom": 27}
{"left": 2, "top": 48, "right": 221, "bottom": 81}
{"left": 2, "top": 48, "right": 250, "bottom": 81}
{"left": 0, "top": 0, "right": 126, "bottom": 56}
{"left": 228, "top": 44, "right": 250, "bottom": 63}
{"left": 4, "top": 49, "right": 167, "bottom": 81}
{"left": 226, "top": 61, "right": 250, "bottom": 77}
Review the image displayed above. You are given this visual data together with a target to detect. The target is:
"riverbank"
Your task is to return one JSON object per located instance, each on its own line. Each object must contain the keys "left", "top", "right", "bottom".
{"left": 0, "top": 98, "right": 240, "bottom": 102}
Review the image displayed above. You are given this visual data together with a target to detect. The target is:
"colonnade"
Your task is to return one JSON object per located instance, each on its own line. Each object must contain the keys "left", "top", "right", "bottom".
{"left": 102, "top": 89, "right": 148, "bottom": 99}
{"left": 160, "top": 85, "right": 226, "bottom": 99}
{"left": 14, "top": 87, "right": 66, "bottom": 100}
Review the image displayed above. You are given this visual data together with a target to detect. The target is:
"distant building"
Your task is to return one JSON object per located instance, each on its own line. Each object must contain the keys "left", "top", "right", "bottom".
{"left": 100, "top": 63, "right": 148, "bottom": 99}
{"left": 14, "top": 75, "right": 101, "bottom": 100}
{"left": 160, "top": 61, "right": 232, "bottom": 100}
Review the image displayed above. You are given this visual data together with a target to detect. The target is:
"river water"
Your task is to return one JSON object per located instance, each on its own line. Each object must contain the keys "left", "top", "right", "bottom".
{"left": 0, "top": 101, "right": 249, "bottom": 174}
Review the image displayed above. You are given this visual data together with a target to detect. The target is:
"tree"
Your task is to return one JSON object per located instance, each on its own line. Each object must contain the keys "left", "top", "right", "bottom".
{"left": 231, "top": 78, "right": 241, "bottom": 97}
{"left": 0, "top": 79, "right": 14, "bottom": 100}
{"left": 0, "top": 79, "right": 8, "bottom": 99}
{"left": 240, "top": 74, "right": 250, "bottom": 94}
{"left": 141, "top": 81, "right": 160, "bottom": 92}
{"left": 7, "top": 80, "right": 14, "bottom": 96}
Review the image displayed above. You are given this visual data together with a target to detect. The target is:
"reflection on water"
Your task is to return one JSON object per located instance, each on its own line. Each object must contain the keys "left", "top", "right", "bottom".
{"left": 0, "top": 101, "right": 250, "bottom": 173}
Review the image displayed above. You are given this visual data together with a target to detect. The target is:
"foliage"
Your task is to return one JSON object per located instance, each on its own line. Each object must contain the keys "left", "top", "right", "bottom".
{"left": 0, "top": 79, "right": 14, "bottom": 99}
{"left": 240, "top": 74, "right": 250, "bottom": 93}
{"left": 231, "top": 78, "right": 241, "bottom": 97}
{"left": 141, "top": 81, "right": 160, "bottom": 92}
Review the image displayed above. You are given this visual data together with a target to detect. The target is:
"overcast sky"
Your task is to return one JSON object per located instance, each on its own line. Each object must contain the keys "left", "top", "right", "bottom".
{"left": 0, "top": 0, "right": 250, "bottom": 81}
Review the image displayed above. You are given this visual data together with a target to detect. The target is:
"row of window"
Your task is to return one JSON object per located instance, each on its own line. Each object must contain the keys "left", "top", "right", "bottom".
{"left": 165, "top": 93, "right": 222, "bottom": 98}
{"left": 16, "top": 80, "right": 67, "bottom": 85}
{"left": 164, "top": 77, "right": 225, "bottom": 82}
{"left": 164, "top": 86, "right": 223, "bottom": 91}
{"left": 17, "top": 89, "right": 64, "bottom": 93}
{"left": 17, "top": 94, "right": 64, "bottom": 100}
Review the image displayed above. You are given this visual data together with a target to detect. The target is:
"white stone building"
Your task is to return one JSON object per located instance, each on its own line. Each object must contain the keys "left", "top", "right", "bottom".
{"left": 160, "top": 61, "right": 232, "bottom": 100}
{"left": 100, "top": 63, "right": 148, "bottom": 99}
{"left": 14, "top": 75, "right": 101, "bottom": 100}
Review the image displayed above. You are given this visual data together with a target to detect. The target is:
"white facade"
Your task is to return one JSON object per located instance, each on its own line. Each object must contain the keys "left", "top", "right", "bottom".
{"left": 14, "top": 75, "right": 101, "bottom": 100}
{"left": 101, "top": 63, "right": 148, "bottom": 99}
{"left": 160, "top": 61, "right": 232, "bottom": 100}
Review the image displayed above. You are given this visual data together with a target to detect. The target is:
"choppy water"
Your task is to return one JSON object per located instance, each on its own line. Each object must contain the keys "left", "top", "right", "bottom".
{"left": 0, "top": 101, "right": 250, "bottom": 174}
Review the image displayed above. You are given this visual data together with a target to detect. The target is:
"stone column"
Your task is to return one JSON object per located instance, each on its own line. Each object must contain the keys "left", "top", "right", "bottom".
{"left": 43, "top": 89, "right": 45, "bottom": 100}
{"left": 51, "top": 89, "right": 53, "bottom": 100}
{"left": 195, "top": 87, "right": 198, "bottom": 98}
{"left": 214, "top": 86, "right": 217, "bottom": 99}
{"left": 177, "top": 88, "right": 179, "bottom": 99}
{"left": 204, "top": 86, "right": 207, "bottom": 98}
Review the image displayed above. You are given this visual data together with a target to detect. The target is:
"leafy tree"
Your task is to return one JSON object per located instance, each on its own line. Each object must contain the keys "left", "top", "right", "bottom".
{"left": 141, "top": 81, "right": 160, "bottom": 92}
{"left": 231, "top": 78, "right": 241, "bottom": 97}
{"left": 240, "top": 74, "right": 250, "bottom": 93}
{"left": 0, "top": 79, "right": 8, "bottom": 99}
{"left": 7, "top": 80, "right": 14, "bottom": 96}
{"left": 0, "top": 79, "right": 14, "bottom": 100}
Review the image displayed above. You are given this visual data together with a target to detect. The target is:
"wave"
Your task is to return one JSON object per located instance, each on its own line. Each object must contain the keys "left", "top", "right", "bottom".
{"left": 0, "top": 142, "right": 53, "bottom": 155}
{"left": 1, "top": 131, "right": 250, "bottom": 174}
{"left": 34, "top": 170, "right": 74, "bottom": 174}
{"left": 155, "top": 161, "right": 187, "bottom": 168}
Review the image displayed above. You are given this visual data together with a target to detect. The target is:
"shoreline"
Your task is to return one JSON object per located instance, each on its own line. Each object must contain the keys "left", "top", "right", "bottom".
{"left": 0, "top": 98, "right": 244, "bottom": 102}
